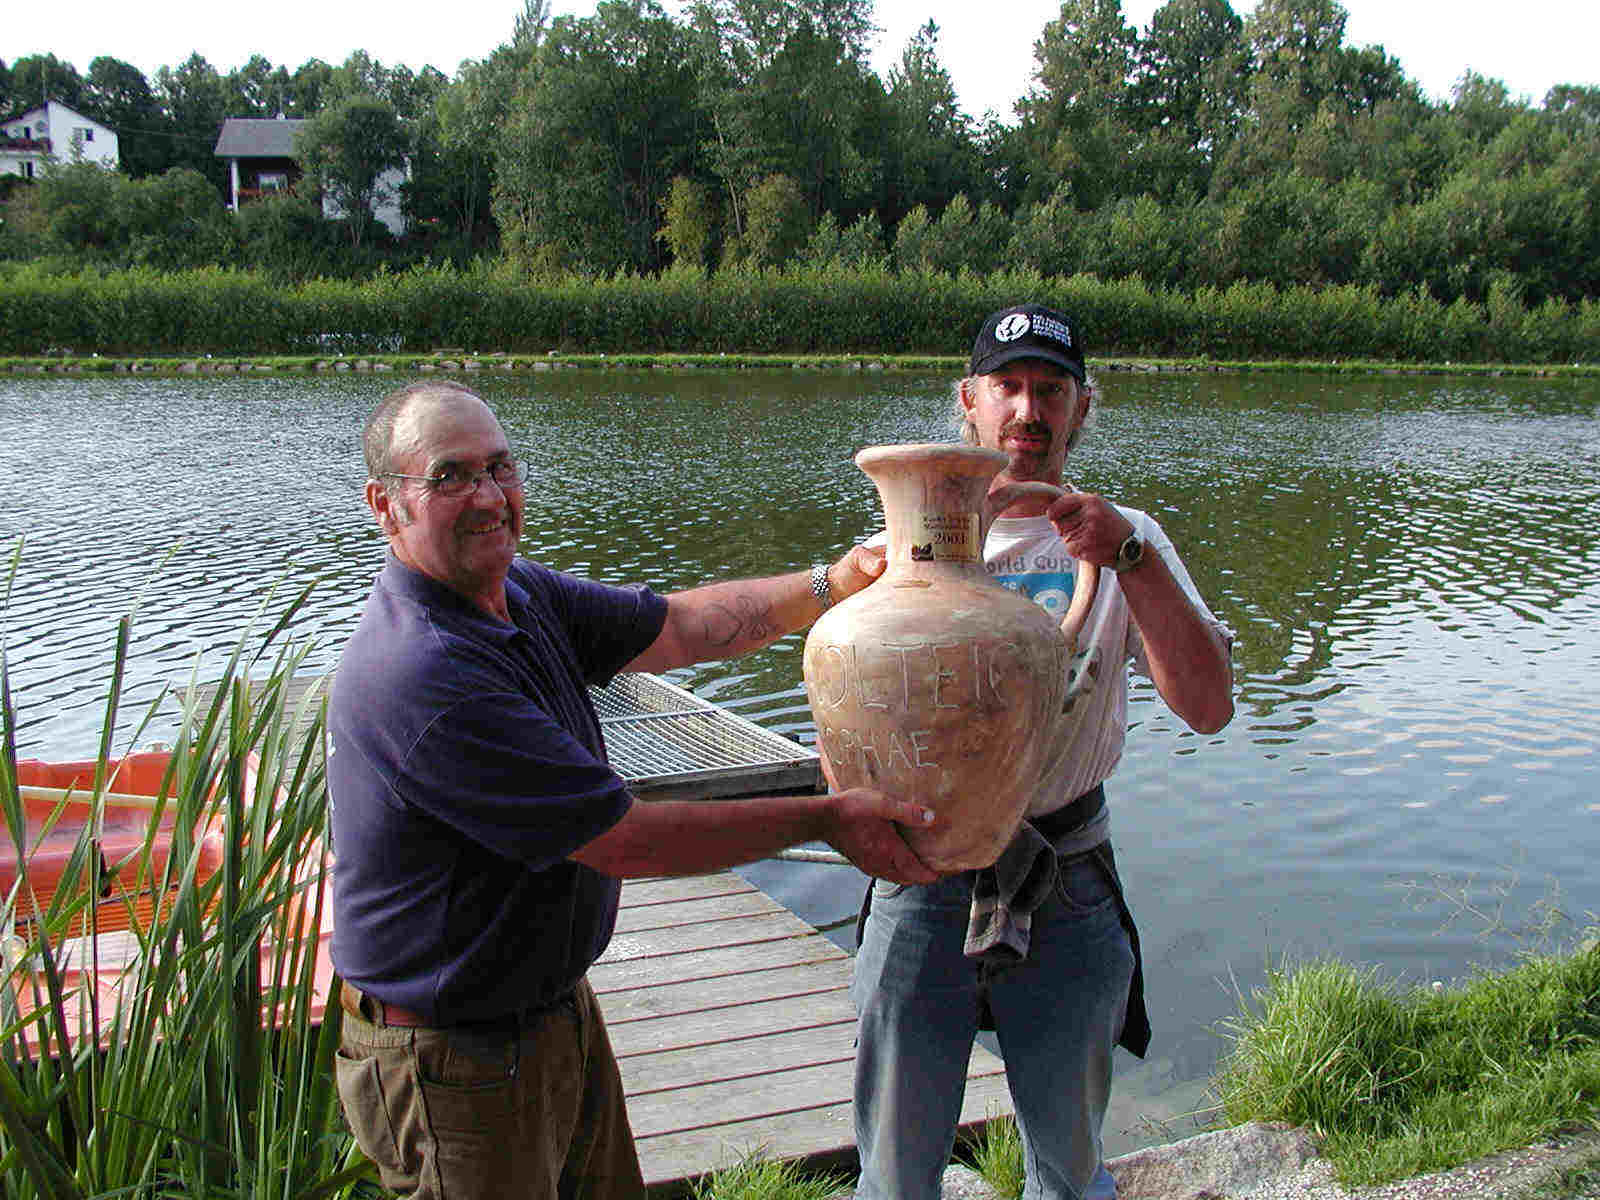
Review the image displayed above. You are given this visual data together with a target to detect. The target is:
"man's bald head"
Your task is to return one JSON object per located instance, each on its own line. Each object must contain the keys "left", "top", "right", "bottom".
{"left": 363, "top": 380, "right": 487, "bottom": 482}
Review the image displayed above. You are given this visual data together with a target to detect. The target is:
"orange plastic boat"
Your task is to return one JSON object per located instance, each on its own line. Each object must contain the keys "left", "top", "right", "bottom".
{"left": 3, "top": 750, "right": 335, "bottom": 1044}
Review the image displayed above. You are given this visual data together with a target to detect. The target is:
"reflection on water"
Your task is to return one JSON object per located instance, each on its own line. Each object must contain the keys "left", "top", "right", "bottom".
{"left": 3, "top": 368, "right": 1598, "bottom": 1153}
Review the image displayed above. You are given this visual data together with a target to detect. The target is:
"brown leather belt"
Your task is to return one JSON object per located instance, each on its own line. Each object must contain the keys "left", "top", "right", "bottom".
{"left": 340, "top": 980, "right": 577, "bottom": 1031}
{"left": 340, "top": 980, "right": 431, "bottom": 1028}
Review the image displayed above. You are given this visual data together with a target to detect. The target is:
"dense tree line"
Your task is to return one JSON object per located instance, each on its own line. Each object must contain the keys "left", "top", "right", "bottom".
{"left": 3, "top": 0, "right": 1598, "bottom": 308}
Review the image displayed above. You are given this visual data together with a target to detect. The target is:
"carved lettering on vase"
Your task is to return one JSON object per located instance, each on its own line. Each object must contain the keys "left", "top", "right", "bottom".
{"left": 807, "top": 636, "right": 1032, "bottom": 716}
{"left": 806, "top": 633, "right": 1042, "bottom": 785}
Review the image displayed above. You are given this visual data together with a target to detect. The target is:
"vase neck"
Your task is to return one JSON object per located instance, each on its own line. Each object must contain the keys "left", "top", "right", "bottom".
{"left": 864, "top": 455, "right": 1000, "bottom": 575}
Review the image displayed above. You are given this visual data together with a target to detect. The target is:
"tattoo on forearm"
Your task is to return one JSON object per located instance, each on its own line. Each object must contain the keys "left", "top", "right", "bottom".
{"left": 701, "top": 595, "right": 779, "bottom": 648}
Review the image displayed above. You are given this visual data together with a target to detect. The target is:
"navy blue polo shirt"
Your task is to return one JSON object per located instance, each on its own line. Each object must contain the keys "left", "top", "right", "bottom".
{"left": 328, "top": 554, "right": 668, "bottom": 1024}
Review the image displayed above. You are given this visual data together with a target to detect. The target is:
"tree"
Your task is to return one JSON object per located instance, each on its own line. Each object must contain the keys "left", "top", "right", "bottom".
{"left": 743, "top": 18, "right": 885, "bottom": 219}
{"left": 7, "top": 54, "right": 86, "bottom": 111}
{"left": 1246, "top": 0, "right": 1349, "bottom": 110}
{"left": 883, "top": 21, "right": 983, "bottom": 224}
{"left": 294, "top": 94, "right": 409, "bottom": 248}
{"left": 513, "top": 0, "right": 553, "bottom": 51}
{"left": 155, "top": 54, "right": 231, "bottom": 189}
{"left": 1005, "top": 184, "right": 1086, "bottom": 277}
{"left": 226, "top": 54, "right": 281, "bottom": 117}
{"left": 1449, "top": 70, "right": 1522, "bottom": 145}
{"left": 84, "top": 56, "right": 166, "bottom": 177}
{"left": 659, "top": 174, "right": 718, "bottom": 268}
{"left": 799, "top": 208, "right": 887, "bottom": 269}
{"left": 126, "top": 166, "right": 237, "bottom": 268}
{"left": 431, "top": 47, "right": 527, "bottom": 249}
{"left": 740, "top": 172, "right": 810, "bottom": 268}
{"left": 286, "top": 59, "right": 338, "bottom": 116}
{"left": 1544, "top": 84, "right": 1600, "bottom": 131}
{"left": 1015, "top": 0, "right": 1141, "bottom": 208}
{"left": 686, "top": 0, "right": 884, "bottom": 234}
{"left": 235, "top": 191, "right": 337, "bottom": 278}
{"left": 890, "top": 203, "right": 935, "bottom": 271}
{"left": 34, "top": 161, "right": 234, "bottom": 268}
{"left": 493, "top": 0, "right": 704, "bottom": 274}
{"left": 1131, "top": 0, "right": 1249, "bottom": 195}
{"left": 39, "top": 160, "right": 129, "bottom": 255}
{"left": 925, "top": 193, "right": 1009, "bottom": 274}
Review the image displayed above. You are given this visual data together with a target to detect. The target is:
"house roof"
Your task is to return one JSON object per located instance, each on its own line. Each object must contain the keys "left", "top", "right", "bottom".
{"left": 214, "top": 117, "right": 308, "bottom": 159}
{"left": 2, "top": 101, "right": 112, "bottom": 135}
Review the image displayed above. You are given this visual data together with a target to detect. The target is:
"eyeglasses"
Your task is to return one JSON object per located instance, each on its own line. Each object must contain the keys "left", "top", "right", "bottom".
{"left": 380, "top": 460, "right": 531, "bottom": 497}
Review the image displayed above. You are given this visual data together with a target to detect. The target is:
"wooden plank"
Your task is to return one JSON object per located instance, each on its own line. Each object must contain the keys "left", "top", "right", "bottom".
{"left": 628, "top": 1060, "right": 860, "bottom": 1139}
{"left": 589, "top": 932, "right": 844, "bottom": 993}
{"left": 600, "top": 910, "right": 828, "bottom": 964}
{"left": 633, "top": 1073, "right": 1015, "bottom": 1189}
{"left": 619, "top": 1021, "right": 859, "bottom": 1095}
{"left": 627, "top": 1050, "right": 1006, "bottom": 1138}
{"left": 613, "top": 890, "right": 783, "bottom": 935}
{"left": 618, "top": 873, "right": 759, "bottom": 907}
{"left": 600, "top": 960, "right": 851, "bottom": 1024}
{"left": 610, "top": 988, "right": 857, "bottom": 1056}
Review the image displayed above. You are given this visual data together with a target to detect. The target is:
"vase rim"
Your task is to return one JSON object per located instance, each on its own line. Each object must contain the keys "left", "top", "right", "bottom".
{"left": 854, "top": 442, "right": 1008, "bottom": 474}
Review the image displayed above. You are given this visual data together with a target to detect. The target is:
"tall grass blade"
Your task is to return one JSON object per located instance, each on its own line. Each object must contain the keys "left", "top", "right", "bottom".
{"left": 1, "top": 565, "right": 360, "bottom": 1199}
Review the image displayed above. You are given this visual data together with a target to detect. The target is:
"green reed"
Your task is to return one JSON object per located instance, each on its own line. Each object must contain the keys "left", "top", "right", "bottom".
{"left": 0, "top": 554, "right": 369, "bottom": 1198}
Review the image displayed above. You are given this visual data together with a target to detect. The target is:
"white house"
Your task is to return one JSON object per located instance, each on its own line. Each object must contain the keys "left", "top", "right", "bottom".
{"left": 1, "top": 100, "right": 120, "bottom": 179}
{"left": 214, "top": 115, "right": 409, "bottom": 236}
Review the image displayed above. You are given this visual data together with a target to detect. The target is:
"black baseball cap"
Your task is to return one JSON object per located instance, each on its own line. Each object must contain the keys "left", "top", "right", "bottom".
{"left": 968, "top": 303, "right": 1086, "bottom": 382}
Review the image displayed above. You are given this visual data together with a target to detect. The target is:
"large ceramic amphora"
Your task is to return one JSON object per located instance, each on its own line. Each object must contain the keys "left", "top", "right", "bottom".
{"left": 803, "top": 443, "right": 1100, "bottom": 872}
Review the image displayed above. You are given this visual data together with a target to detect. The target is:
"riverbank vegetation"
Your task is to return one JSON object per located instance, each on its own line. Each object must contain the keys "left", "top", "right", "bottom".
{"left": 3, "top": 263, "right": 1597, "bottom": 364}
{"left": 4, "top": 0, "right": 1598, "bottom": 362}
{"left": 1214, "top": 947, "right": 1600, "bottom": 1190}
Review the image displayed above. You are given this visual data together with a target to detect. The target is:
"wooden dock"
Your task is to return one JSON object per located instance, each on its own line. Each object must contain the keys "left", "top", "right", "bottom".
{"left": 601, "top": 871, "right": 1012, "bottom": 1192}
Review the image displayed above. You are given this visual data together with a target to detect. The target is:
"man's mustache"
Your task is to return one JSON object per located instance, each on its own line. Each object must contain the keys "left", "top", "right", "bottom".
{"left": 999, "top": 419, "right": 1053, "bottom": 444}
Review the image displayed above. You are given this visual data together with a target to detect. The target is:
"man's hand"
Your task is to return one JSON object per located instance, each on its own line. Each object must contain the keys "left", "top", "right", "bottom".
{"left": 821, "top": 788, "right": 940, "bottom": 884}
{"left": 828, "top": 543, "right": 888, "bottom": 604}
{"left": 1044, "top": 490, "right": 1135, "bottom": 568}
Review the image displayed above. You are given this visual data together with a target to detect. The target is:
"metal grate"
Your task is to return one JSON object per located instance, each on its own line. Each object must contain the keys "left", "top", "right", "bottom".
{"left": 590, "top": 673, "right": 821, "bottom": 798}
{"left": 185, "top": 672, "right": 821, "bottom": 801}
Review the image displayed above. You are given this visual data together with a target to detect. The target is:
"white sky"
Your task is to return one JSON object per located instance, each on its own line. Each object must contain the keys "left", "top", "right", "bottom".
{"left": 15, "top": 0, "right": 1599, "bottom": 119}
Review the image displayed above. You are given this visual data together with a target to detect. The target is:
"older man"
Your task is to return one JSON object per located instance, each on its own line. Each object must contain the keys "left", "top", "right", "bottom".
{"left": 851, "top": 305, "right": 1234, "bottom": 1200}
{"left": 328, "top": 380, "right": 936, "bottom": 1200}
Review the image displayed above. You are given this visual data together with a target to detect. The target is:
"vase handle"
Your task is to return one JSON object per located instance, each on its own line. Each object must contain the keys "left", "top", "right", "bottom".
{"left": 984, "top": 481, "right": 1100, "bottom": 652}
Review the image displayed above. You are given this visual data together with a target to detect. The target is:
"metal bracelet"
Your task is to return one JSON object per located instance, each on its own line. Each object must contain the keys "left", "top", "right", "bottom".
{"left": 810, "top": 562, "right": 834, "bottom": 610}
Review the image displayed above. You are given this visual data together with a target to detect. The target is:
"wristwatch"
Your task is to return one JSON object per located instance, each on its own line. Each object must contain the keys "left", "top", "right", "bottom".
{"left": 1111, "top": 531, "right": 1144, "bottom": 574}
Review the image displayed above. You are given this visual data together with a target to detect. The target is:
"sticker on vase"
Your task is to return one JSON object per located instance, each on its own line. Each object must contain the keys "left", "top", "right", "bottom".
{"left": 910, "top": 512, "right": 980, "bottom": 562}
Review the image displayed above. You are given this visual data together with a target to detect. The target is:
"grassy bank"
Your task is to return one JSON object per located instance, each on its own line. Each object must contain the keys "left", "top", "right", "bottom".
{"left": 4, "top": 350, "right": 1598, "bottom": 380}
{"left": 1213, "top": 948, "right": 1600, "bottom": 1190}
{"left": 3, "top": 262, "right": 1598, "bottom": 365}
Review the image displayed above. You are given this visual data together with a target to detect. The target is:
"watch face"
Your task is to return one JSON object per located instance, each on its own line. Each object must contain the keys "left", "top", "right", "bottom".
{"left": 1118, "top": 534, "right": 1143, "bottom": 571}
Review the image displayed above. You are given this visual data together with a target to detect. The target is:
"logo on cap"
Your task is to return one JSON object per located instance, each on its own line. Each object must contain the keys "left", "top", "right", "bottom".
{"left": 995, "top": 313, "right": 1031, "bottom": 343}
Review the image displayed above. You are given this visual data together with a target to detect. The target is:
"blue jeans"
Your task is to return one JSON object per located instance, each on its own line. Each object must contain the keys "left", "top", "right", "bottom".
{"left": 852, "top": 853, "right": 1134, "bottom": 1200}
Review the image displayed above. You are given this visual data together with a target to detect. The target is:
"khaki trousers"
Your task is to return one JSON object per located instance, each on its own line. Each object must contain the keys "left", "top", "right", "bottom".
{"left": 334, "top": 977, "right": 644, "bottom": 1200}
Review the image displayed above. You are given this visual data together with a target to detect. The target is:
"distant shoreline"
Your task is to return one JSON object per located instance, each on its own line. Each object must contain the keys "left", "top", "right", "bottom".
{"left": 5, "top": 352, "right": 1596, "bottom": 380}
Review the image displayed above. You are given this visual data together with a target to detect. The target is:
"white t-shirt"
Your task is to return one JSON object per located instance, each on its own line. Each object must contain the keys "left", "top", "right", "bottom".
{"left": 983, "top": 504, "right": 1228, "bottom": 819}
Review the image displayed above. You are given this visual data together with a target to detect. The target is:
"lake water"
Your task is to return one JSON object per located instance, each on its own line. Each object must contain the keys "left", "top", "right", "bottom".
{"left": 3, "top": 367, "right": 1598, "bottom": 1155}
